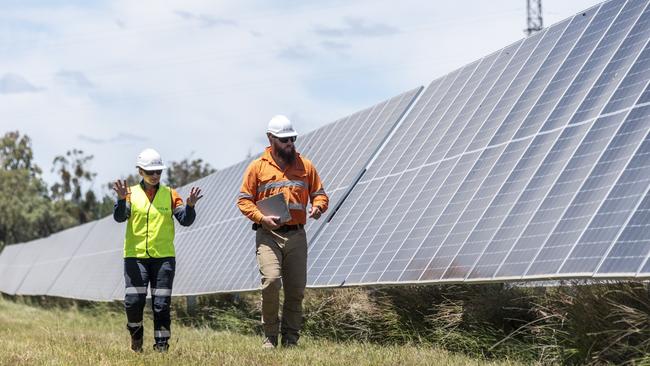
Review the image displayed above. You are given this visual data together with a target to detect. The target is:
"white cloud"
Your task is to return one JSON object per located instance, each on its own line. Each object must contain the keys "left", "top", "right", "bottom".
{"left": 173, "top": 10, "right": 238, "bottom": 28}
{"left": 78, "top": 132, "right": 147, "bottom": 144}
{"left": 0, "top": 73, "right": 42, "bottom": 94}
{"left": 56, "top": 70, "right": 95, "bottom": 89}
{"left": 313, "top": 17, "right": 399, "bottom": 38}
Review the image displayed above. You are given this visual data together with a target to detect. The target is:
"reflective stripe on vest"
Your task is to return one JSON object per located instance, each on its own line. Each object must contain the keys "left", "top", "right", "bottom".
{"left": 310, "top": 189, "right": 326, "bottom": 198}
{"left": 124, "top": 184, "right": 176, "bottom": 258}
{"left": 288, "top": 202, "right": 306, "bottom": 211}
{"left": 257, "top": 180, "right": 306, "bottom": 193}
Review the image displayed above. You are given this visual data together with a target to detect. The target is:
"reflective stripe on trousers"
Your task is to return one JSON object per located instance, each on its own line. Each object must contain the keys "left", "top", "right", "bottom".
{"left": 124, "top": 257, "right": 175, "bottom": 342}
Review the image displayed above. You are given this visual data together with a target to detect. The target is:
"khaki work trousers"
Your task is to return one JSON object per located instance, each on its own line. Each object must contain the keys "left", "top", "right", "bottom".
{"left": 256, "top": 227, "right": 308, "bottom": 339}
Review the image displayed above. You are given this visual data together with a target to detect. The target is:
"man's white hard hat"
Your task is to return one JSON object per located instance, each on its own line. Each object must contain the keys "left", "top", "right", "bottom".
{"left": 136, "top": 148, "right": 167, "bottom": 170}
{"left": 267, "top": 115, "right": 298, "bottom": 138}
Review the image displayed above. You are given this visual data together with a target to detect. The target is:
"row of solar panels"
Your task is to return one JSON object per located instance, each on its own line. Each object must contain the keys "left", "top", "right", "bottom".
{"left": 1, "top": 0, "right": 649, "bottom": 301}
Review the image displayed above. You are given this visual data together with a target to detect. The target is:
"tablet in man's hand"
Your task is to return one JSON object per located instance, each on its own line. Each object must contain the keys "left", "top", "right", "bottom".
{"left": 256, "top": 192, "right": 291, "bottom": 223}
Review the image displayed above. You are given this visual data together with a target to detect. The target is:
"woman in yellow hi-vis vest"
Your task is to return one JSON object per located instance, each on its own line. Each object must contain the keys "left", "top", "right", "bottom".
{"left": 113, "top": 148, "right": 203, "bottom": 353}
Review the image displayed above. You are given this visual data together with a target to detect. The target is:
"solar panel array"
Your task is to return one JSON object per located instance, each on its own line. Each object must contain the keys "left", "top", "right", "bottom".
{"left": 307, "top": 0, "right": 650, "bottom": 286}
{"left": 1, "top": 0, "right": 649, "bottom": 301}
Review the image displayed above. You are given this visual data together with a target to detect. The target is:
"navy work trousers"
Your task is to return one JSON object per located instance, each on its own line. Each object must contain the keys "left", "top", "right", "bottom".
{"left": 123, "top": 257, "right": 175, "bottom": 344}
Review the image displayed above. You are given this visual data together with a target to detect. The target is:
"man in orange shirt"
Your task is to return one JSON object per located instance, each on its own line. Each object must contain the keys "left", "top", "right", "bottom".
{"left": 237, "top": 115, "right": 329, "bottom": 349}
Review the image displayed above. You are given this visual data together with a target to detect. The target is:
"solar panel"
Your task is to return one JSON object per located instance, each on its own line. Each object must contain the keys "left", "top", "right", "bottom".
{"left": 308, "top": 0, "right": 650, "bottom": 286}
{"left": 171, "top": 161, "right": 256, "bottom": 296}
{"left": 48, "top": 217, "right": 125, "bottom": 301}
{"left": 559, "top": 126, "right": 650, "bottom": 274}
{"left": 0, "top": 238, "right": 45, "bottom": 295}
{"left": 0, "top": 243, "right": 25, "bottom": 294}
{"left": 611, "top": 187, "right": 650, "bottom": 275}
{"left": 17, "top": 221, "right": 96, "bottom": 296}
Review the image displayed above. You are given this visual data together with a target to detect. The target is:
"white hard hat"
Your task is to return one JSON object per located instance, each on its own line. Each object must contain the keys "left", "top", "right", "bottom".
{"left": 135, "top": 148, "right": 167, "bottom": 170}
{"left": 267, "top": 115, "right": 298, "bottom": 138}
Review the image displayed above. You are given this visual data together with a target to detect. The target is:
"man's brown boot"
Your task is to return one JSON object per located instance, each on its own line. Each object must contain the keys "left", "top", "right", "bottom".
{"left": 262, "top": 336, "right": 278, "bottom": 349}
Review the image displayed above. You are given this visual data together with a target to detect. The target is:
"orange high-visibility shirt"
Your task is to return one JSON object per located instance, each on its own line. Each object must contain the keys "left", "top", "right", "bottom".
{"left": 237, "top": 147, "right": 329, "bottom": 225}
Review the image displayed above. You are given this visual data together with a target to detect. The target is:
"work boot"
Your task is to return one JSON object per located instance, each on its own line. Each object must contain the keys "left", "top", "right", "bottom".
{"left": 261, "top": 336, "right": 278, "bottom": 349}
{"left": 130, "top": 337, "right": 143, "bottom": 353}
{"left": 127, "top": 324, "right": 144, "bottom": 353}
{"left": 281, "top": 334, "right": 298, "bottom": 348}
{"left": 153, "top": 342, "right": 169, "bottom": 353}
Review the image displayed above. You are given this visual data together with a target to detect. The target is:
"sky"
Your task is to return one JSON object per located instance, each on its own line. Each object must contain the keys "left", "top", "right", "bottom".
{"left": 0, "top": 0, "right": 603, "bottom": 196}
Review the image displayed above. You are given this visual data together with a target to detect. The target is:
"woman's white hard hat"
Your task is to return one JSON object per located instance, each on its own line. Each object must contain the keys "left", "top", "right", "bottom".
{"left": 136, "top": 148, "right": 167, "bottom": 170}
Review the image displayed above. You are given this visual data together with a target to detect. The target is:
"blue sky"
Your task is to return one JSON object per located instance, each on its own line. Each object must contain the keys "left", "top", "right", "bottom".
{"left": 0, "top": 0, "right": 602, "bottom": 196}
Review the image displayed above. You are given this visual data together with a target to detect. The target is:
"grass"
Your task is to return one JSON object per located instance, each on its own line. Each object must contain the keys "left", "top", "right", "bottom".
{"left": 0, "top": 296, "right": 523, "bottom": 366}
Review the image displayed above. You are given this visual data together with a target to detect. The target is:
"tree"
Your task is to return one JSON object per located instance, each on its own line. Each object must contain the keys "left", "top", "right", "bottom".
{"left": 0, "top": 131, "right": 52, "bottom": 250}
{"left": 50, "top": 149, "right": 101, "bottom": 226}
{"left": 50, "top": 149, "right": 96, "bottom": 202}
{"left": 0, "top": 131, "right": 41, "bottom": 174}
{"left": 166, "top": 156, "right": 216, "bottom": 187}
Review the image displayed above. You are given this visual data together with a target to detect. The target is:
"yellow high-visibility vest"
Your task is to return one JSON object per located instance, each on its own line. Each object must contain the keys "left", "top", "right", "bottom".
{"left": 124, "top": 184, "right": 175, "bottom": 258}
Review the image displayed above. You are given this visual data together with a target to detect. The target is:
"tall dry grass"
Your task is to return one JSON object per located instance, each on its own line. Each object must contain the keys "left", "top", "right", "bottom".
{"left": 521, "top": 281, "right": 650, "bottom": 365}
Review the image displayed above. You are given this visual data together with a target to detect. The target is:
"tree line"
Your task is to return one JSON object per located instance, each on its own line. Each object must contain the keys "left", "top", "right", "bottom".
{"left": 0, "top": 131, "right": 216, "bottom": 251}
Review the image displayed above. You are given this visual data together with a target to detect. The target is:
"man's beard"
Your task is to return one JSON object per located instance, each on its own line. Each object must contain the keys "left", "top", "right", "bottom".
{"left": 277, "top": 146, "right": 296, "bottom": 164}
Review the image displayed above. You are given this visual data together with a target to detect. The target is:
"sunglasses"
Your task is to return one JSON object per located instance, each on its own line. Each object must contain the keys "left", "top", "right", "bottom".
{"left": 143, "top": 170, "right": 162, "bottom": 176}
{"left": 275, "top": 136, "right": 297, "bottom": 143}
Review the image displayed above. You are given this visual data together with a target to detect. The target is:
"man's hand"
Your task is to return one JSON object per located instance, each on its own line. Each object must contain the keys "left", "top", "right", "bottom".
{"left": 186, "top": 187, "right": 204, "bottom": 207}
{"left": 113, "top": 180, "right": 130, "bottom": 200}
{"left": 260, "top": 215, "right": 281, "bottom": 230}
{"left": 309, "top": 206, "right": 322, "bottom": 219}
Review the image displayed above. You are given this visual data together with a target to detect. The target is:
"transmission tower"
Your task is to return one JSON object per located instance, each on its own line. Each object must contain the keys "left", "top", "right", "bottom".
{"left": 525, "top": 0, "right": 543, "bottom": 36}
